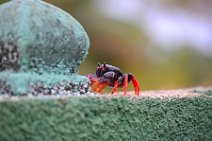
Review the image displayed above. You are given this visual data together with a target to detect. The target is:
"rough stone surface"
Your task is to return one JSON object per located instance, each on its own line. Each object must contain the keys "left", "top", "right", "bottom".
{"left": 0, "top": 0, "right": 89, "bottom": 73}
{"left": 0, "top": 0, "right": 90, "bottom": 95}
{"left": 0, "top": 93, "right": 211, "bottom": 141}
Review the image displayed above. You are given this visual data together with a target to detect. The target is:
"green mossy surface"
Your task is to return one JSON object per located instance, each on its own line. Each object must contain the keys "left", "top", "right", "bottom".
{"left": 0, "top": 0, "right": 90, "bottom": 95}
{"left": 0, "top": 0, "right": 90, "bottom": 72}
{"left": 0, "top": 96, "right": 212, "bottom": 141}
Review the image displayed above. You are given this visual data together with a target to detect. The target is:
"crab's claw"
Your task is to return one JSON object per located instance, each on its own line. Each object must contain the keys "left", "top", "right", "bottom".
{"left": 131, "top": 74, "right": 140, "bottom": 96}
{"left": 86, "top": 74, "right": 109, "bottom": 93}
{"left": 93, "top": 80, "right": 108, "bottom": 93}
{"left": 86, "top": 74, "right": 98, "bottom": 86}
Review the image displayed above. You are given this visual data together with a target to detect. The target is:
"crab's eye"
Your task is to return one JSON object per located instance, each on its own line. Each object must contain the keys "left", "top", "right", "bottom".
{"left": 96, "top": 67, "right": 104, "bottom": 77}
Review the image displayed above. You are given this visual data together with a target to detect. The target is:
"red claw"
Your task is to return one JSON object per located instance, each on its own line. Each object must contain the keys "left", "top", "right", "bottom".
{"left": 93, "top": 80, "right": 108, "bottom": 93}
{"left": 86, "top": 74, "right": 98, "bottom": 86}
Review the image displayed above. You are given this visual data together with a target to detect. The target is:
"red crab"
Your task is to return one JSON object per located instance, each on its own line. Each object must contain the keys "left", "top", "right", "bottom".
{"left": 86, "top": 63, "right": 140, "bottom": 96}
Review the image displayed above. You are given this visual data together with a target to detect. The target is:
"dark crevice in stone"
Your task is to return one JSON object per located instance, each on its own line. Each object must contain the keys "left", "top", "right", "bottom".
{"left": 28, "top": 80, "right": 90, "bottom": 96}
{"left": 0, "top": 80, "right": 13, "bottom": 96}
{"left": 0, "top": 41, "right": 20, "bottom": 71}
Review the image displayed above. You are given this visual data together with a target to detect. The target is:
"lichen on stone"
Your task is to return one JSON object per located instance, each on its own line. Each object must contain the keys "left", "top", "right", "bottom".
{"left": 0, "top": 0, "right": 90, "bottom": 95}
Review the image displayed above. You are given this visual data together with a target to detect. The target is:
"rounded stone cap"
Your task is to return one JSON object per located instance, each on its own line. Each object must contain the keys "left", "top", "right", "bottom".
{"left": 0, "top": 0, "right": 90, "bottom": 74}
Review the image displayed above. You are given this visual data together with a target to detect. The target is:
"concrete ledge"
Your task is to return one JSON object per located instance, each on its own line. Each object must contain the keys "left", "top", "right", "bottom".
{"left": 0, "top": 90, "right": 212, "bottom": 141}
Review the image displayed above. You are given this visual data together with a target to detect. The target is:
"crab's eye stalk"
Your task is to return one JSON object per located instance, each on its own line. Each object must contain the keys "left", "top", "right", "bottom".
{"left": 98, "top": 62, "right": 101, "bottom": 67}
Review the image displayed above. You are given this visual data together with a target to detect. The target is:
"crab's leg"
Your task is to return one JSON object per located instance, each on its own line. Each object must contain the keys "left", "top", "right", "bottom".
{"left": 111, "top": 74, "right": 128, "bottom": 96}
{"left": 131, "top": 74, "right": 140, "bottom": 96}
{"left": 111, "top": 82, "right": 120, "bottom": 94}
{"left": 123, "top": 74, "right": 128, "bottom": 96}
{"left": 111, "top": 75, "right": 124, "bottom": 94}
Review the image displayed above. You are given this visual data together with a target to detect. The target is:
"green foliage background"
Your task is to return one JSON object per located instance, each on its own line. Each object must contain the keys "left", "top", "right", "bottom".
{"left": 0, "top": 96, "right": 212, "bottom": 141}
{"left": 1, "top": 0, "right": 212, "bottom": 90}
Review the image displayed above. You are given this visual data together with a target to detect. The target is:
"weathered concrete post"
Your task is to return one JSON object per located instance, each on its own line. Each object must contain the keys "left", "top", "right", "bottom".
{"left": 0, "top": 0, "right": 90, "bottom": 95}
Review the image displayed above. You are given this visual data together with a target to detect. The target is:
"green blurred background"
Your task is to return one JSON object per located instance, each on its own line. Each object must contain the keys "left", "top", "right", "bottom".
{"left": 1, "top": 0, "right": 212, "bottom": 90}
